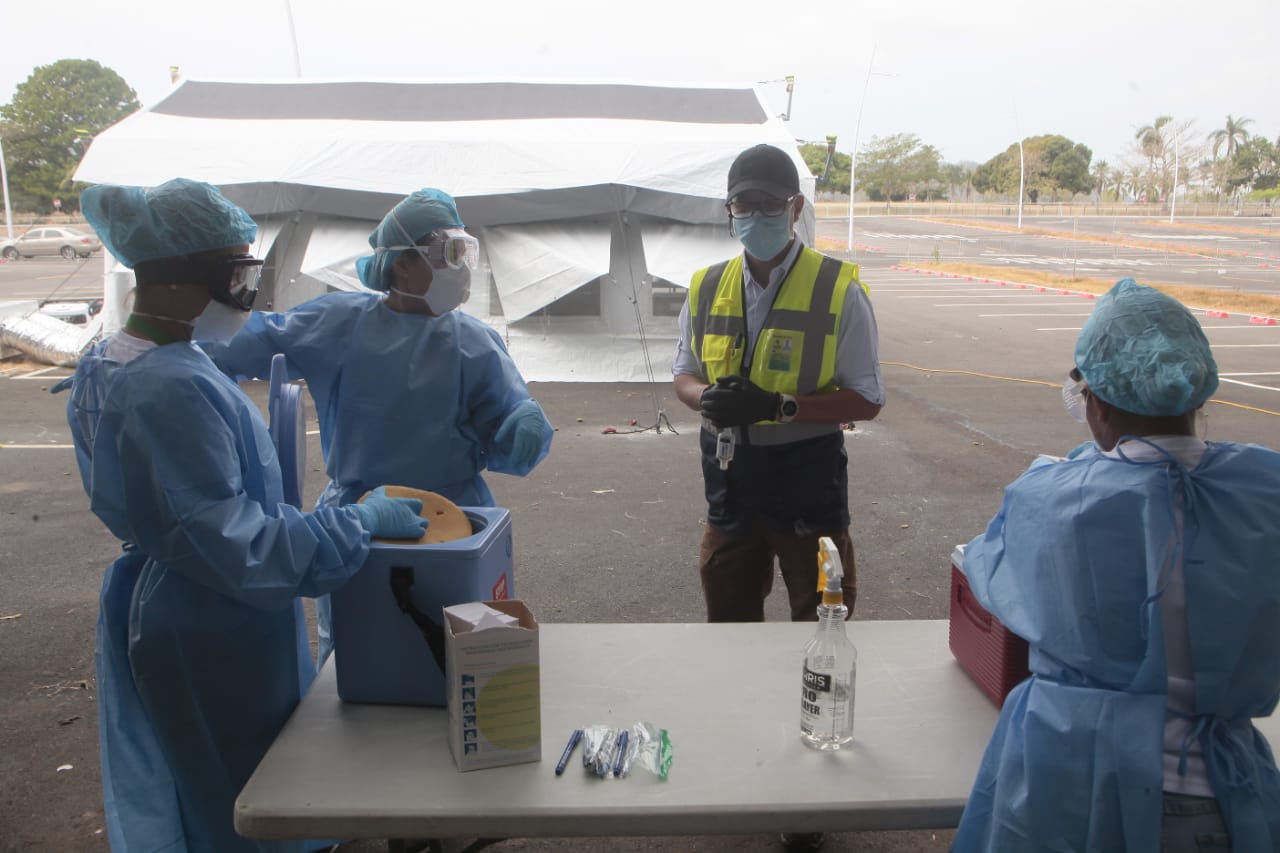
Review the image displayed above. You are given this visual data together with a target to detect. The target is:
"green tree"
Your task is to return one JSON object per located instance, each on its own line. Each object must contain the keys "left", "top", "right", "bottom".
{"left": 939, "top": 162, "right": 974, "bottom": 201}
{"left": 971, "top": 135, "right": 1093, "bottom": 200}
{"left": 1135, "top": 115, "right": 1171, "bottom": 189}
{"left": 799, "top": 141, "right": 851, "bottom": 195}
{"left": 1207, "top": 115, "right": 1253, "bottom": 199}
{"left": 1226, "top": 136, "right": 1280, "bottom": 195}
{"left": 1091, "top": 159, "right": 1109, "bottom": 200}
{"left": 1208, "top": 114, "right": 1253, "bottom": 160}
{"left": 0, "top": 59, "right": 139, "bottom": 212}
{"left": 855, "top": 133, "right": 941, "bottom": 203}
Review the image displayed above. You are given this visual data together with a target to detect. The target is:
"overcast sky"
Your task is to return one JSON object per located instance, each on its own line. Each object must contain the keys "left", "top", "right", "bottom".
{"left": 2, "top": 0, "right": 1275, "bottom": 170}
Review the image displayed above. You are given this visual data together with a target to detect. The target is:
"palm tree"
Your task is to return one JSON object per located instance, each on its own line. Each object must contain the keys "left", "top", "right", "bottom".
{"left": 1207, "top": 115, "right": 1253, "bottom": 203}
{"left": 1091, "top": 159, "right": 1109, "bottom": 201}
{"left": 1208, "top": 115, "right": 1253, "bottom": 160}
{"left": 1135, "top": 116, "right": 1172, "bottom": 199}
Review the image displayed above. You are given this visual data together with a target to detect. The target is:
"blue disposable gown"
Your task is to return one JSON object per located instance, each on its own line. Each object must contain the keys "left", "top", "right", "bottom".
{"left": 953, "top": 441, "right": 1280, "bottom": 853}
{"left": 205, "top": 292, "right": 553, "bottom": 510}
{"left": 62, "top": 341, "right": 371, "bottom": 853}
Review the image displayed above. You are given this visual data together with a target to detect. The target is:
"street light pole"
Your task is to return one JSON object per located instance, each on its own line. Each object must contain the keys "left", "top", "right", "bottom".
{"left": 0, "top": 134, "right": 13, "bottom": 241}
{"left": 1169, "top": 131, "right": 1179, "bottom": 224}
{"left": 283, "top": 0, "right": 303, "bottom": 77}
{"left": 847, "top": 44, "right": 878, "bottom": 257}
{"left": 1017, "top": 136, "right": 1025, "bottom": 230}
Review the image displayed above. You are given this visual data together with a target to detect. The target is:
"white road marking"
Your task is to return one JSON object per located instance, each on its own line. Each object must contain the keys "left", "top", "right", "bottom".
{"left": 0, "top": 443, "right": 74, "bottom": 449}
{"left": 1219, "top": 377, "right": 1280, "bottom": 391}
{"left": 939, "top": 302, "right": 1089, "bottom": 307}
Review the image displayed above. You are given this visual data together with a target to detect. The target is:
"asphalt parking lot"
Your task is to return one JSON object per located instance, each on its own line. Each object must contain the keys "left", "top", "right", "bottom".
{"left": 2, "top": 222, "right": 1278, "bottom": 851}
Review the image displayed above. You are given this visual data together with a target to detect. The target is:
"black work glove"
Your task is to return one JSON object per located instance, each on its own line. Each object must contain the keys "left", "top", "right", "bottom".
{"left": 700, "top": 375, "right": 781, "bottom": 428}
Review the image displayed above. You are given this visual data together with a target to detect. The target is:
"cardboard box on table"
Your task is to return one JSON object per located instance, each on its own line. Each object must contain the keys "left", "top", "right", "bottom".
{"left": 947, "top": 545, "right": 1030, "bottom": 707}
{"left": 330, "top": 506, "right": 513, "bottom": 706}
{"left": 444, "top": 600, "right": 541, "bottom": 772}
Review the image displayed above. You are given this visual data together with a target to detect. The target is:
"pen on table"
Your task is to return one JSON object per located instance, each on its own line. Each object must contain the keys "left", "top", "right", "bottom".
{"left": 555, "top": 729, "right": 583, "bottom": 776}
{"left": 612, "top": 729, "right": 629, "bottom": 777}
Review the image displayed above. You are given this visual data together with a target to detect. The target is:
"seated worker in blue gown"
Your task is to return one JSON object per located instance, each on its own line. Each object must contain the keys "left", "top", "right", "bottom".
{"left": 953, "top": 278, "right": 1280, "bottom": 852}
{"left": 204, "top": 188, "right": 554, "bottom": 662}
{"left": 57, "top": 178, "right": 427, "bottom": 853}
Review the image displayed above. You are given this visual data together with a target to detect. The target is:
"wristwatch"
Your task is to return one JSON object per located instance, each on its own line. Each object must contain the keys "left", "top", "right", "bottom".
{"left": 777, "top": 393, "right": 799, "bottom": 423}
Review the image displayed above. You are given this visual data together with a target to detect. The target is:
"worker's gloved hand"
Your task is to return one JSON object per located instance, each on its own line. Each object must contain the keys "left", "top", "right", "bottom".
{"left": 353, "top": 487, "right": 428, "bottom": 539}
{"left": 494, "top": 399, "right": 549, "bottom": 469}
{"left": 700, "top": 375, "right": 781, "bottom": 428}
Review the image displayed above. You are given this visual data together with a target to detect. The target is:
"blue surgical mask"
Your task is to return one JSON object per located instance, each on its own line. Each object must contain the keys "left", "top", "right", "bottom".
{"left": 733, "top": 213, "right": 793, "bottom": 260}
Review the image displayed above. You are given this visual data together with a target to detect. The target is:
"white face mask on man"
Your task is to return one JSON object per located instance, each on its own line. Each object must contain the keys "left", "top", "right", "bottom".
{"left": 390, "top": 265, "right": 471, "bottom": 316}
{"left": 192, "top": 298, "right": 252, "bottom": 341}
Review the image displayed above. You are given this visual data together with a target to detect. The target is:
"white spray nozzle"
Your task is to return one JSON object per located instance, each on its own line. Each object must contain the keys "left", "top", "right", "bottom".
{"left": 816, "top": 536, "right": 843, "bottom": 594}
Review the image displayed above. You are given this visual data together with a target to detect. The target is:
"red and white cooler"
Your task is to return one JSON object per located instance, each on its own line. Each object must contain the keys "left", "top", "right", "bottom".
{"left": 948, "top": 545, "right": 1030, "bottom": 707}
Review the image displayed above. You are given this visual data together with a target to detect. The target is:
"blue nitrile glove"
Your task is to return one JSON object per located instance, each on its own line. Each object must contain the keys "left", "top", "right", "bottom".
{"left": 700, "top": 375, "right": 781, "bottom": 428}
{"left": 353, "top": 487, "right": 428, "bottom": 539}
{"left": 494, "top": 399, "right": 548, "bottom": 469}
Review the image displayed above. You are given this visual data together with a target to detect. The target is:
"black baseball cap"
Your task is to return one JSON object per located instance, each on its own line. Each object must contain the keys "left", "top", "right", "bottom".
{"left": 727, "top": 144, "right": 800, "bottom": 201}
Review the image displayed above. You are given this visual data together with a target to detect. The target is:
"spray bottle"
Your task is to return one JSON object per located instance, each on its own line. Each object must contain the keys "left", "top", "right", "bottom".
{"left": 799, "top": 536, "right": 856, "bottom": 749}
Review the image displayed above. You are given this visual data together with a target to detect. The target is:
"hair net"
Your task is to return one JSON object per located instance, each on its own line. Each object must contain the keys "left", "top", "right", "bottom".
{"left": 1074, "top": 278, "right": 1218, "bottom": 417}
{"left": 80, "top": 178, "right": 258, "bottom": 269}
{"left": 357, "top": 188, "right": 464, "bottom": 292}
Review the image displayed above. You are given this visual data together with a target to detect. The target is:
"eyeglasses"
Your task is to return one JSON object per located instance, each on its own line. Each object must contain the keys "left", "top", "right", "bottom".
{"left": 380, "top": 228, "right": 479, "bottom": 271}
{"left": 725, "top": 195, "right": 796, "bottom": 220}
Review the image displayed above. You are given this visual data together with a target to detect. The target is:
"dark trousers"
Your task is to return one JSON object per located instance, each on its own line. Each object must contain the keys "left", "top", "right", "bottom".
{"left": 699, "top": 519, "right": 856, "bottom": 622}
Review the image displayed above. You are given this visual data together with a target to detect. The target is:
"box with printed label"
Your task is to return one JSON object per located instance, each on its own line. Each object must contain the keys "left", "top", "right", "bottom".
{"left": 444, "top": 600, "right": 541, "bottom": 772}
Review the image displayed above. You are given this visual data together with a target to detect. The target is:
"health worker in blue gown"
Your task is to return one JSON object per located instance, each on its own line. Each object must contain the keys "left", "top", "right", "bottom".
{"left": 204, "top": 188, "right": 554, "bottom": 661}
{"left": 57, "top": 178, "right": 426, "bottom": 853}
{"left": 953, "top": 278, "right": 1280, "bottom": 853}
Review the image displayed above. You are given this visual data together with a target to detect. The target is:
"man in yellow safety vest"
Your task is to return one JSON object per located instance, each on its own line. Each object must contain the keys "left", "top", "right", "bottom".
{"left": 672, "top": 143, "right": 885, "bottom": 626}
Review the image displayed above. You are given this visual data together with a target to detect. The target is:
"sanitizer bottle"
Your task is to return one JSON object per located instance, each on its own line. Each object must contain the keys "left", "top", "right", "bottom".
{"left": 800, "top": 536, "right": 856, "bottom": 750}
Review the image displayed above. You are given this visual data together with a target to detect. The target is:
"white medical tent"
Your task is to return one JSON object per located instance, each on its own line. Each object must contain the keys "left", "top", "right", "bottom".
{"left": 74, "top": 79, "right": 815, "bottom": 382}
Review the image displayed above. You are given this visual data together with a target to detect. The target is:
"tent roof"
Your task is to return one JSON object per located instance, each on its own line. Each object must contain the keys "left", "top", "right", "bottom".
{"left": 74, "top": 79, "right": 813, "bottom": 227}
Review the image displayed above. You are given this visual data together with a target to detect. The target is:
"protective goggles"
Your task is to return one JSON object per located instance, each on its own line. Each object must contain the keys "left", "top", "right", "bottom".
{"left": 132, "top": 253, "right": 263, "bottom": 311}
{"left": 725, "top": 195, "right": 796, "bottom": 220}
{"left": 380, "top": 228, "right": 479, "bottom": 271}
{"left": 209, "top": 254, "right": 264, "bottom": 311}
{"left": 1062, "top": 367, "right": 1092, "bottom": 423}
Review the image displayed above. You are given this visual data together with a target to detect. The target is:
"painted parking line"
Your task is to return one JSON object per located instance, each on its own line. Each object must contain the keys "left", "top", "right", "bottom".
{"left": 897, "top": 293, "right": 1083, "bottom": 299}
{"left": 0, "top": 443, "right": 74, "bottom": 449}
{"left": 939, "top": 302, "right": 1089, "bottom": 307}
{"left": 1219, "top": 378, "right": 1280, "bottom": 392}
{"left": 12, "top": 368, "right": 72, "bottom": 380}
{"left": 980, "top": 312, "right": 1095, "bottom": 318}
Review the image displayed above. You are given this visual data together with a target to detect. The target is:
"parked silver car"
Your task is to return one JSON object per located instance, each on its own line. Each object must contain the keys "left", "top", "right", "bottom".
{"left": 1, "top": 227, "right": 103, "bottom": 260}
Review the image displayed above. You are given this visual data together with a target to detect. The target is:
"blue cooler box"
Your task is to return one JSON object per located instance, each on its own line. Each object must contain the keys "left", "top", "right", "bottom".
{"left": 330, "top": 506, "right": 513, "bottom": 706}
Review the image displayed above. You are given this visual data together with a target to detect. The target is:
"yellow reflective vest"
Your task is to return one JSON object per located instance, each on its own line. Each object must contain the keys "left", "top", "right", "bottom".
{"left": 689, "top": 246, "right": 864, "bottom": 421}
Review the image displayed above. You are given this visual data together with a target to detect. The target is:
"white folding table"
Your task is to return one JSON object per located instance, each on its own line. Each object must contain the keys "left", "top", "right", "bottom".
{"left": 235, "top": 619, "right": 1280, "bottom": 843}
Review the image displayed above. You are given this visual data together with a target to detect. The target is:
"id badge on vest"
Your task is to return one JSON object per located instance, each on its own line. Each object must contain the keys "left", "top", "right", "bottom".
{"left": 765, "top": 333, "right": 798, "bottom": 373}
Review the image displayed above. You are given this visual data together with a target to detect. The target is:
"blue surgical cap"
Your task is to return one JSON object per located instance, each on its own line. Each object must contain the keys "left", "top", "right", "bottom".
{"left": 357, "top": 188, "right": 464, "bottom": 291}
{"left": 1075, "top": 278, "right": 1218, "bottom": 417}
{"left": 80, "top": 178, "right": 258, "bottom": 269}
